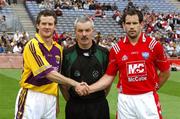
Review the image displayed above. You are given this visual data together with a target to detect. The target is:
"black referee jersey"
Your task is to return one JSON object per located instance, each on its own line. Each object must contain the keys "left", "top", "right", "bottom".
{"left": 61, "top": 42, "right": 110, "bottom": 119}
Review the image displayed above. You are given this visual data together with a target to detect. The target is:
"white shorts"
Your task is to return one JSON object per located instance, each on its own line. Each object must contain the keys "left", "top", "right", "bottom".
{"left": 117, "top": 91, "right": 162, "bottom": 119}
{"left": 14, "top": 88, "right": 56, "bottom": 119}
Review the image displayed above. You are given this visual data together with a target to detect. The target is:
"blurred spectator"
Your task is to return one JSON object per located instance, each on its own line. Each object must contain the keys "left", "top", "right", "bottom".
{"left": 41, "top": 0, "right": 53, "bottom": 10}
{"left": 95, "top": 32, "right": 102, "bottom": 45}
{"left": 60, "top": 32, "right": 69, "bottom": 48}
{"left": 101, "top": 3, "right": 107, "bottom": 11}
{"left": 94, "top": 7, "right": 106, "bottom": 18}
{"left": 13, "top": 31, "right": 23, "bottom": 42}
{"left": 0, "top": 43, "right": 5, "bottom": 53}
{"left": 39, "top": 1, "right": 46, "bottom": 9}
{"left": 65, "top": 32, "right": 75, "bottom": 48}
{"left": 141, "top": 4, "right": 149, "bottom": 13}
{"left": 112, "top": 10, "right": 121, "bottom": 24}
{"left": 1, "top": 31, "right": 9, "bottom": 43}
{"left": 7, "top": 0, "right": 10, "bottom": 5}
{"left": 54, "top": 7, "right": 63, "bottom": 16}
{"left": 83, "top": 1, "right": 89, "bottom": 10}
{"left": 36, "top": 0, "right": 43, "bottom": 4}
{"left": 72, "top": 2, "right": 79, "bottom": 10}
{"left": 127, "top": 0, "right": 134, "bottom": 9}
{"left": 166, "top": 41, "right": 176, "bottom": 57}
{"left": 59, "top": 32, "right": 67, "bottom": 45}
{"left": 53, "top": 30, "right": 60, "bottom": 42}
{"left": 99, "top": 38, "right": 112, "bottom": 51}
{"left": 89, "top": 1, "right": 95, "bottom": 10}
{"left": 5, "top": 39, "right": 13, "bottom": 53}
{"left": 59, "top": 32, "right": 75, "bottom": 48}
{"left": 0, "top": 15, "right": 7, "bottom": 32}
{"left": 0, "top": 0, "right": 9, "bottom": 9}
{"left": 0, "top": 15, "right": 6, "bottom": 23}
{"left": 0, "top": 31, "right": 30, "bottom": 54}
{"left": 54, "top": 0, "right": 61, "bottom": 9}
{"left": 13, "top": 41, "right": 23, "bottom": 54}
{"left": 13, "top": 0, "right": 17, "bottom": 5}
{"left": 106, "top": 3, "right": 112, "bottom": 11}
{"left": 173, "top": 14, "right": 180, "bottom": 25}
{"left": 175, "top": 27, "right": 180, "bottom": 42}
{"left": 176, "top": 41, "right": 180, "bottom": 56}
{"left": 111, "top": 2, "right": 118, "bottom": 11}
{"left": 21, "top": 31, "right": 29, "bottom": 42}
{"left": 61, "top": 0, "right": 73, "bottom": 9}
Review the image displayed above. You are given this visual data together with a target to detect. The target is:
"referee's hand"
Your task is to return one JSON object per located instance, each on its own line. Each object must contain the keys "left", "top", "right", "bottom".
{"left": 75, "top": 82, "right": 89, "bottom": 96}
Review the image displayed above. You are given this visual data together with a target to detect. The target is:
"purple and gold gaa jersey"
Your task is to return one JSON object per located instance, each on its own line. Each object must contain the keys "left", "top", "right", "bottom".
{"left": 19, "top": 33, "right": 63, "bottom": 96}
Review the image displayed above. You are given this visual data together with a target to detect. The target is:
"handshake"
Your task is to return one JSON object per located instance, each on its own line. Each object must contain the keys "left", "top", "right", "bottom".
{"left": 75, "top": 82, "right": 91, "bottom": 96}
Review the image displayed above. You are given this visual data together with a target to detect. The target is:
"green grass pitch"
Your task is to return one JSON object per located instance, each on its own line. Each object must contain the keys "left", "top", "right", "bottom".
{"left": 0, "top": 69, "right": 180, "bottom": 119}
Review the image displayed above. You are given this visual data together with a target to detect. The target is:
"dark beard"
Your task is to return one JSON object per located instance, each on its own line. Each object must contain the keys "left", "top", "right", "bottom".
{"left": 127, "top": 32, "right": 138, "bottom": 39}
{"left": 128, "top": 35, "right": 137, "bottom": 39}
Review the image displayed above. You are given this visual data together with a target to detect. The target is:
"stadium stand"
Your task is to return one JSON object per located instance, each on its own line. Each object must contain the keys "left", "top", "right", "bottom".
{"left": 25, "top": 0, "right": 180, "bottom": 37}
{"left": 0, "top": 4, "right": 24, "bottom": 33}
{"left": 0, "top": 0, "right": 180, "bottom": 70}
{"left": 1, "top": 0, "right": 180, "bottom": 56}
{"left": 25, "top": 1, "right": 123, "bottom": 38}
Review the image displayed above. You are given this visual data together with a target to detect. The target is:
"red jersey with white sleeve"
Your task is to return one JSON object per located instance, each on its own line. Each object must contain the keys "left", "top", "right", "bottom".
{"left": 106, "top": 33, "right": 170, "bottom": 95}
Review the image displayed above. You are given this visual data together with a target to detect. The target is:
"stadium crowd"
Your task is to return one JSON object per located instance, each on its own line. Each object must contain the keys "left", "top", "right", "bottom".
{"left": 0, "top": 31, "right": 29, "bottom": 53}
{"left": 0, "top": 0, "right": 180, "bottom": 58}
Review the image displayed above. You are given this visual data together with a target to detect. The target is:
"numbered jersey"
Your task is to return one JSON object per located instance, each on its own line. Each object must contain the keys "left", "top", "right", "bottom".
{"left": 106, "top": 33, "right": 170, "bottom": 94}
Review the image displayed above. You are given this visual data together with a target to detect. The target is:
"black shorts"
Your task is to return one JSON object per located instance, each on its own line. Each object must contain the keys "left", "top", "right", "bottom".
{"left": 65, "top": 98, "right": 110, "bottom": 119}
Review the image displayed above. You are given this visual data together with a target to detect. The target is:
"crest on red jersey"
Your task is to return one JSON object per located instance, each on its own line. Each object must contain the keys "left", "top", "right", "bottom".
{"left": 142, "top": 52, "right": 149, "bottom": 60}
{"left": 122, "top": 55, "right": 128, "bottom": 61}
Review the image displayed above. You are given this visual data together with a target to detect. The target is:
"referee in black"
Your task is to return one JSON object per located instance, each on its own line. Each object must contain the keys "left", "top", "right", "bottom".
{"left": 60, "top": 15, "right": 110, "bottom": 119}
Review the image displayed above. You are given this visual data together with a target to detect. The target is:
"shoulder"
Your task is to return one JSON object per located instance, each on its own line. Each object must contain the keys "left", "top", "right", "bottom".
{"left": 54, "top": 42, "right": 63, "bottom": 49}
{"left": 111, "top": 41, "right": 121, "bottom": 54}
{"left": 96, "top": 45, "right": 109, "bottom": 55}
{"left": 63, "top": 45, "right": 76, "bottom": 55}
{"left": 26, "top": 38, "right": 38, "bottom": 45}
{"left": 54, "top": 42, "right": 63, "bottom": 54}
{"left": 24, "top": 38, "right": 39, "bottom": 51}
{"left": 22, "top": 38, "right": 41, "bottom": 57}
{"left": 145, "top": 36, "right": 161, "bottom": 50}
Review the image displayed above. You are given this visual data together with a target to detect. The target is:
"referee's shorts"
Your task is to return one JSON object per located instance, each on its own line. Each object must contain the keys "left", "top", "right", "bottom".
{"left": 65, "top": 97, "right": 110, "bottom": 119}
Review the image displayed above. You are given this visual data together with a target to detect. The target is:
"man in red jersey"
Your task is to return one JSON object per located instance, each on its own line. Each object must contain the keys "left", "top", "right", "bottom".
{"left": 75, "top": 8, "right": 170, "bottom": 119}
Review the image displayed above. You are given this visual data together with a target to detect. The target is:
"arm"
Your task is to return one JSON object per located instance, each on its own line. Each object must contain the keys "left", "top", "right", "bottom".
{"left": 46, "top": 70, "right": 89, "bottom": 95}
{"left": 158, "top": 70, "right": 170, "bottom": 88}
{"left": 46, "top": 70, "right": 79, "bottom": 87}
{"left": 104, "top": 84, "right": 112, "bottom": 96}
{"left": 76, "top": 47, "right": 117, "bottom": 95}
{"left": 89, "top": 74, "right": 114, "bottom": 94}
{"left": 75, "top": 74, "right": 114, "bottom": 96}
{"left": 154, "top": 41, "right": 171, "bottom": 89}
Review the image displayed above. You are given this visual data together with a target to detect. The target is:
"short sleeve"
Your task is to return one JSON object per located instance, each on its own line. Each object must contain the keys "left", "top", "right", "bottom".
{"left": 23, "top": 40, "right": 53, "bottom": 77}
{"left": 154, "top": 42, "right": 170, "bottom": 72}
{"left": 105, "top": 47, "right": 118, "bottom": 76}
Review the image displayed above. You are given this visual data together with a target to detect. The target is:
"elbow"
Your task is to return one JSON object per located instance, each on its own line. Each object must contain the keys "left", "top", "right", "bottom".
{"left": 45, "top": 70, "right": 58, "bottom": 83}
{"left": 165, "top": 70, "right": 171, "bottom": 80}
{"left": 45, "top": 71, "right": 53, "bottom": 79}
{"left": 161, "top": 70, "right": 171, "bottom": 81}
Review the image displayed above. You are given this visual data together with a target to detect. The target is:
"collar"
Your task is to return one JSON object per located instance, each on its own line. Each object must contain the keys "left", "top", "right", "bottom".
{"left": 35, "top": 33, "right": 56, "bottom": 45}
{"left": 76, "top": 41, "right": 96, "bottom": 57}
{"left": 123, "top": 32, "right": 146, "bottom": 44}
